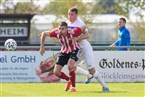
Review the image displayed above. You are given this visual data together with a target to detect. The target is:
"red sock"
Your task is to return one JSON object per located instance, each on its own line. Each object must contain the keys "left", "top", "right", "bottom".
{"left": 69, "top": 71, "right": 76, "bottom": 87}
{"left": 59, "top": 72, "right": 69, "bottom": 81}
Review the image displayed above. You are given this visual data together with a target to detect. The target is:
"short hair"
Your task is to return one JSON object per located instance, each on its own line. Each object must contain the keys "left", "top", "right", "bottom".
{"left": 59, "top": 22, "right": 67, "bottom": 27}
{"left": 69, "top": 7, "right": 78, "bottom": 14}
{"left": 120, "top": 17, "right": 126, "bottom": 23}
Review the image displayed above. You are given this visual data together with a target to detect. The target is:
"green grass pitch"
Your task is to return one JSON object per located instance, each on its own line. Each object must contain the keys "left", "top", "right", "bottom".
{"left": 0, "top": 82, "right": 145, "bottom": 97}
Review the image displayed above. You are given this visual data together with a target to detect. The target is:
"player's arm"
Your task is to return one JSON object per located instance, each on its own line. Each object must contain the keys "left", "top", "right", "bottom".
{"left": 109, "top": 42, "right": 116, "bottom": 47}
{"left": 37, "top": 31, "right": 49, "bottom": 38}
{"left": 73, "top": 25, "right": 86, "bottom": 37}
{"left": 40, "top": 31, "right": 50, "bottom": 45}
{"left": 77, "top": 30, "right": 89, "bottom": 40}
{"left": 80, "top": 25, "right": 86, "bottom": 33}
{"left": 110, "top": 38, "right": 120, "bottom": 47}
{"left": 74, "top": 26, "right": 89, "bottom": 42}
{"left": 39, "top": 31, "right": 50, "bottom": 55}
{"left": 37, "top": 28, "right": 58, "bottom": 38}
{"left": 39, "top": 28, "right": 58, "bottom": 55}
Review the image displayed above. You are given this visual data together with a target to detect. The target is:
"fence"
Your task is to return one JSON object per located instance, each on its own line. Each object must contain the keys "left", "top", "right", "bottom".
{"left": 1, "top": 45, "right": 145, "bottom": 51}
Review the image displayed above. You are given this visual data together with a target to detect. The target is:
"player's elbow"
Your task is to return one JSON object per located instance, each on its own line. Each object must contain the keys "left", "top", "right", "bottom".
{"left": 42, "top": 31, "right": 49, "bottom": 37}
{"left": 41, "top": 32, "right": 46, "bottom": 38}
{"left": 43, "top": 31, "right": 47, "bottom": 36}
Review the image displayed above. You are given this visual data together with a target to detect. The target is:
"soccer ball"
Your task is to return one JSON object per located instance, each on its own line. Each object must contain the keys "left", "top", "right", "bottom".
{"left": 4, "top": 39, "right": 17, "bottom": 51}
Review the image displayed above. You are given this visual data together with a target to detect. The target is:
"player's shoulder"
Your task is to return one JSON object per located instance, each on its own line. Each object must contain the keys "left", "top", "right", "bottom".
{"left": 75, "top": 19, "right": 85, "bottom": 25}
{"left": 65, "top": 20, "right": 69, "bottom": 23}
{"left": 124, "top": 27, "right": 130, "bottom": 33}
{"left": 66, "top": 19, "right": 85, "bottom": 25}
{"left": 77, "top": 19, "right": 85, "bottom": 23}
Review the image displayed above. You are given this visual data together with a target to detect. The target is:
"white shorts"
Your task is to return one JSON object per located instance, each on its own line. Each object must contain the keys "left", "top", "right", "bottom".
{"left": 77, "top": 40, "right": 95, "bottom": 69}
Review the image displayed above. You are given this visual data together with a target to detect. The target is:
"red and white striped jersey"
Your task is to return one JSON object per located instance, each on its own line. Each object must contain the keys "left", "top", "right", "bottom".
{"left": 49, "top": 27, "right": 82, "bottom": 54}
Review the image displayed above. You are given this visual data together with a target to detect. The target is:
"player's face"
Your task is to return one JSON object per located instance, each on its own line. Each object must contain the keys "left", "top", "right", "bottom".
{"left": 68, "top": 10, "right": 77, "bottom": 22}
{"left": 58, "top": 26, "right": 67, "bottom": 36}
{"left": 118, "top": 19, "right": 125, "bottom": 28}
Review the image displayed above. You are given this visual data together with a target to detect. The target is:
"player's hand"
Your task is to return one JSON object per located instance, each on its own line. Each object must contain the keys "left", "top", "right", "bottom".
{"left": 39, "top": 46, "right": 45, "bottom": 55}
{"left": 74, "top": 37, "right": 81, "bottom": 42}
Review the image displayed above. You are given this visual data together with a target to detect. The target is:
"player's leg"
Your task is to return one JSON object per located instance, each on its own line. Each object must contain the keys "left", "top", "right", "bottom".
{"left": 67, "top": 49, "right": 81, "bottom": 92}
{"left": 53, "top": 65, "right": 69, "bottom": 81}
{"left": 67, "top": 59, "right": 76, "bottom": 92}
{"left": 75, "top": 66, "right": 93, "bottom": 78}
{"left": 84, "top": 50, "right": 107, "bottom": 86}
{"left": 55, "top": 53, "right": 73, "bottom": 92}
{"left": 88, "top": 67, "right": 109, "bottom": 92}
{"left": 89, "top": 68, "right": 106, "bottom": 87}
{"left": 82, "top": 43, "right": 109, "bottom": 92}
{"left": 79, "top": 44, "right": 94, "bottom": 83}
{"left": 74, "top": 49, "right": 93, "bottom": 80}
{"left": 54, "top": 53, "right": 72, "bottom": 91}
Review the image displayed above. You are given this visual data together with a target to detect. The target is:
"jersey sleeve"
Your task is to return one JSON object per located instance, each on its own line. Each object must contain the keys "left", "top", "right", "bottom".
{"left": 49, "top": 28, "right": 58, "bottom": 37}
{"left": 73, "top": 27, "right": 82, "bottom": 37}
{"left": 115, "top": 40, "right": 119, "bottom": 46}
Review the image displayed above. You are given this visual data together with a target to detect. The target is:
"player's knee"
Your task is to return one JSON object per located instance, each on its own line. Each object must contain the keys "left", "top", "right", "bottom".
{"left": 68, "top": 66, "right": 73, "bottom": 72}
{"left": 68, "top": 59, "right": 76, "bottom": 65}
{"left": 88, "top": 67, "right": 96, "bottom": 75}
{"left": 53, "top": 70, "right": 60, "bottom": 77}
{"left": 68, "top": 66, "right": 76, "bottom": 72}
{"left": 68, "top": 60, "right": 76, "bottom": 71}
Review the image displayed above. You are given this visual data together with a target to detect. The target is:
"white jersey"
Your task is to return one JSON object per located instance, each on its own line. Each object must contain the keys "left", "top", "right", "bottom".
{"left": 66, "top": 19, "right": 95, "bottom": 69}
{"left": 66, "top": 19, "right": 90, "bottom": 48}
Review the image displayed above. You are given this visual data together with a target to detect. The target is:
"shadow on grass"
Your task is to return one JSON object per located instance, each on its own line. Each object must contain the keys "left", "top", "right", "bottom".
{"left": 78, "top": 90, "right": 127, "bottom": 93}
{"left": 97, "top": 91, "right": 127, "bottom": 93}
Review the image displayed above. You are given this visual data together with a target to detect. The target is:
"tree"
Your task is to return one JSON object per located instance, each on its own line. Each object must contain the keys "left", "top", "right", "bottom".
{"left": 42, "top": 0, "right": 92, "bottom": 27}
{"left": 0, "top": 0, "right": 15, "bottom": 14}
{"left": 1, "top": 0, "right": 40, "bottom": 14}
{"left": 42, "top": 0, "right": 86, "bottom": 15}
{"left": 114, "top": 0, "right": 145, "bottom": 17}
{"left": 15, "top": 2, "right": 39, "bottom": 14}
{"left": 91, "top": 0, "right": 119, "bottom": 14}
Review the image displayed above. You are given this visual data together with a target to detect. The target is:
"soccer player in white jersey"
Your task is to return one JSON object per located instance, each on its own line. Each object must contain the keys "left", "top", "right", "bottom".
{"left": 66, "top": 7, "right": 109, "bottom": 92}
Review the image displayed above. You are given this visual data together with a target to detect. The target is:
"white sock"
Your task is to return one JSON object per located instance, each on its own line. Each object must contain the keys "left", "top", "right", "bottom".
{"left": 93, "top": 71, "right": 107, "bottom": 87}
{"left": 75, "top": 67, "right": 92, "bottom": 78}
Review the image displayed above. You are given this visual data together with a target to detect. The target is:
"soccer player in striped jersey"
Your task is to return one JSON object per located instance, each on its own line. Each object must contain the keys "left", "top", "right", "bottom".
{"left": 66, "top": 7, "right": 109, "bottom": 92}
{"left": 39, "top": 22, "right": 86, "bottom": 92}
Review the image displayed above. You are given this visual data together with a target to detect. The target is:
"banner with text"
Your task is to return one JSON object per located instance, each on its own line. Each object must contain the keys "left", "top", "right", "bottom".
{"left": 93, "top": 51, "right": 145, "bottom": 82}
{"left": 0, "top": 51, "right": 59, "bottom": 82}
{"left": 0, "top": 51, "right": 145, "bottom": 82}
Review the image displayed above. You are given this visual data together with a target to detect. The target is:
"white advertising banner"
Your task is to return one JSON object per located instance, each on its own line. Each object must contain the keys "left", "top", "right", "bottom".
{"left": 0, "top": 51, "right": 59, "bottom": 82}
{"left": 93, "top": 51, "right": 145, "bottom": 82}
{"left": 0, "top": 51, "right": 145, "bottom": 82}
